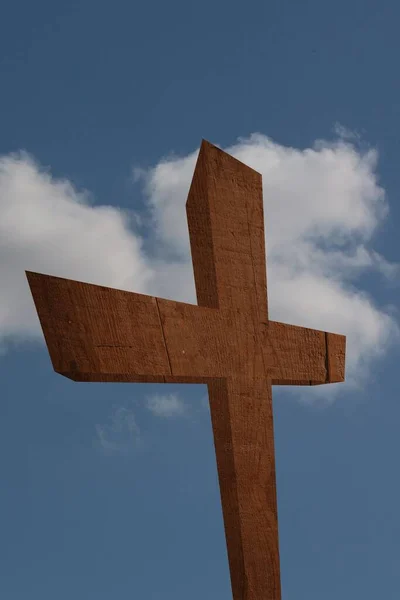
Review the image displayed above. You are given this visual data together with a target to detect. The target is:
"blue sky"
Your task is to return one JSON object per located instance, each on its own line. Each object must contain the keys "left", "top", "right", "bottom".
{"left": 1, "top": 0, "right": 400, "bottom": 598}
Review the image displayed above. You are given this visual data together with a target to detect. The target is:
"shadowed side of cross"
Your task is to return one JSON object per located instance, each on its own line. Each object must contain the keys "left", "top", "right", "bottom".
{"left": 26, "top": 140, "right": 345, "bottom": 600}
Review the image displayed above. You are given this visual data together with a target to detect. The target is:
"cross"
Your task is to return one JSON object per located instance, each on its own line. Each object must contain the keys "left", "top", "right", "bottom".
{"left": 26, "top": 140, "right": 346, "bottom": 600}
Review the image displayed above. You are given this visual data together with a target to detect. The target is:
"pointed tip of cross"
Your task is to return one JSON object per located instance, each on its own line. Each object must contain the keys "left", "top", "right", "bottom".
{"left": 200, "top": 138, "right": 219, "bottom": 151}
{"left": 197, "top": 139, "right": 262, "bottom": 178}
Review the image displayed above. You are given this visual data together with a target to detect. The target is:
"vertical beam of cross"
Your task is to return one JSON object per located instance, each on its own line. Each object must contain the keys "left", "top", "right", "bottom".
{"left": 186, "top": 143, "right": 281, "bottom": 597}
{"left": 26, "top": 140, "right": 345, "bottom": 600}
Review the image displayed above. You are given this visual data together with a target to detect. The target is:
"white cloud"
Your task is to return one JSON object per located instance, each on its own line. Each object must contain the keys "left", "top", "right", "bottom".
{"left": 135, "top": 132, "right": 399, "bottom": 400}
{"left": 146, "top": 394, "right": 186, "bottom": 418}
{"left": 0, "top": 151, "right": 154, "bottom": 348}
{"left": 95, "top": 406, "right": 141, "bottom": 454}
{"left": 0, "top": 130, "right": 398, "bottom": 401}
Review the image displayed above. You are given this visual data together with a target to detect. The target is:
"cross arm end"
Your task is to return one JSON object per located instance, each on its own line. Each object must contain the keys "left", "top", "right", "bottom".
{"left": 266, "top": 321, "right": 346, "bottom": 386}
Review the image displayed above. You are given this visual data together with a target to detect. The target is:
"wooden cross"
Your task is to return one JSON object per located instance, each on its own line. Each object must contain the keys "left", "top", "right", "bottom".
{"left": 26, "top": 140, "right": 345, "bottom": 600}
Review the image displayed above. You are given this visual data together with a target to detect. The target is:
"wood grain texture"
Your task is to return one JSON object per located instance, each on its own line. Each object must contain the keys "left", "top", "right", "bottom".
{"left": 26, "top": 139, "right": 346, "bottom": 600}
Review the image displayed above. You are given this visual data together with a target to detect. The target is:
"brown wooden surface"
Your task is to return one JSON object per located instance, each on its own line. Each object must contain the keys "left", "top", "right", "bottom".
{"left": 26, "top": 140, "right": 346, "bottom": 600}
